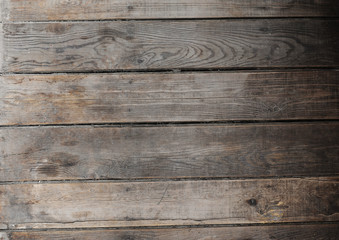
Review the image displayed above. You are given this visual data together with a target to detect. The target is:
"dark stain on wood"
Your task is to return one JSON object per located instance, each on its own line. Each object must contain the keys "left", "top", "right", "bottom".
{"left": 37, "top": 152, "right": 79, "bottom": 177}
{"left": 247, "top": 198, "right": 257, "bottom": 206}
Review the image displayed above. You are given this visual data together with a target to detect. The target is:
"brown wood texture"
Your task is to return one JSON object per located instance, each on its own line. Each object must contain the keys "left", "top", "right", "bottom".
{"left": 1, "top": 177, "right": 338, "bottom": 229}
{"left": 4, "top": 224, "right": 339, "bottom": 240}
{"left": 1, "top": 122, "right": 338, "bottom": 182}
{"left": 2, "top": 19, "right": 339, "bottom": 73}
{"left": 2, "top": 0, "right": 339, "bottom": 21}
{"left": 1, "top": 71, "right": 338, "bottom": 125}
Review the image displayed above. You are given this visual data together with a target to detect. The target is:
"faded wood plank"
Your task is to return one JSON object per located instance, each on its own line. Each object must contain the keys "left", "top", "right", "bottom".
{"left": 0, "top": 123, "right": 338, "bottom": 181}
{"left": 5, "top": 224, "right": 339, "bottom": 240}
{"left": 2, "top": 0, "right": 339, "bottom": 21}
{"left": 2, "top": 19, "right": 339, "bottom": 73}
{"left": 0, "top": 23, "right": 3, "bottom": 72}
{"left": 1, "top": 178, "right": 338, "bottom": 229}
{"left": 0, "top": 1, "right": 3, "bottom": 22}
{"left": 1, "top": 71, "right": 339, "bottom": 125}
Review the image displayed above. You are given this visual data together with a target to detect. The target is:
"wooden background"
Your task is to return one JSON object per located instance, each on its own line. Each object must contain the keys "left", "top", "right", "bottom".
{"left": 0, "top": 0, "right": 338, "bottom": 239}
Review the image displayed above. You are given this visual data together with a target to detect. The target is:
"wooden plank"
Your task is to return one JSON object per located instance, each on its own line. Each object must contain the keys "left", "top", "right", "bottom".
{"left": 4, "top": 224, "right": 339, "bottom": 240}
{"left": 0, "top": 0, "right": 4, "bottom": 22}
{"left": 1, "top": 177, "right": 338, "bottom": 229}
{"left": 0, "top": 123, "right": 338, "bottom": 182}
{"left": 2, "top": 19, "right": 339, "bottom": 73}
{"left": 0, "top": 2, "right": 3, "bottom": 22}
{"left": 2, "top": 0, "right": 339, "bottom": 21}
{"left": 0, "top": 23, "right": 3, "bottom": 72}
{"left": 1, "top": 71, "right": 339, "bottom": 125}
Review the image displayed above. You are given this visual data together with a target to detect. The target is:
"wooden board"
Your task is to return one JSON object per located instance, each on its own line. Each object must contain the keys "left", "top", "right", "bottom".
{"left": 2, "top": 19, "right": 339, "bottom": 73}
{"left": 1, "top": 177, "right": 338, "bottom": 229}
{"left": 4, "top": 224, "right": 339, "bottom": 240}
{"left": 1, "top": 71, "right": 338, "bottom": 125}
{"left": 1, "top": 122, "right": 338, "bottom": 182}
{"left": 2, "top": 0, "right": 339, "bottom": 21}
{"left": 0, "top": 23, "right": 3, "bottom": 72}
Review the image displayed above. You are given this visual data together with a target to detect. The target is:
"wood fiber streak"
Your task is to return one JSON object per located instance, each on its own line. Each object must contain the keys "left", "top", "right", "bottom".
{"left": 2, "top": 0, "right": 339, "bottom": 21}
{"left": 5, "top": 224, "right": 339, "bottom": 240}
{"left": 0, "top": 123, "right": 338, "bottom": 181}
{"left": 1, "top": 178, "right": 338, "bottom": 229}
{"left": 2, "top": 19, "right": 339, "bottom": 73}
{"left": 1, "top": 71, "right": 338, "bottom": 125}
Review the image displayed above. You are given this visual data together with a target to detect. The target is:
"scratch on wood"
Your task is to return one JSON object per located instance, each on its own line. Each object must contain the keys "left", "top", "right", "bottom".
{"left": 157, "top": 184, "right": 169, "bottom": 205}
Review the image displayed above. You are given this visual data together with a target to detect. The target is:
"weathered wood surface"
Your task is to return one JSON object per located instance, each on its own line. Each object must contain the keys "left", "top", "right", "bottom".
{"left": 1, "top": 123, "right": 338, "bottom": 182}
{"left": 0, "top": 23, "right": 3, "bottom": 72}
{"left": 2, "top": 19, "right": 339, "bottom": 73}
{"left": 2, "top": 0, "right": 339, "bottom": 21}
{"left": 1, "top": 71, "right": 338, "bottom": 125}
{"left": 4, "top": 224, "right": 339, "bottom": 240}
{"left": 1, "top": 178, "right": 338, "bottom": 229}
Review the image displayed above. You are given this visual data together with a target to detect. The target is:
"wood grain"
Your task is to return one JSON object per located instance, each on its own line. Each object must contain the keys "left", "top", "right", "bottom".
{"left": 1, "top": 123, "right": 338, "bottom": 181}
{"left": 1, "top": 177, "right": 338, "bottom": 229}
{"left": 2, "top": 0, "right": 339, "bottom": 21}
{"left": 1, "top": 71, "right": 338, "bottom": 125}
{"left": 2, "top": 19, "right": 339, "bottom": 73}
{"left": 4, "top": 224, "right": 339, "bottom": 240}
{"left": 0, "top": 23, "right": 3, "bottom": 72}
{"left": 0, "top": 1, "right": 3, "bottom": 22}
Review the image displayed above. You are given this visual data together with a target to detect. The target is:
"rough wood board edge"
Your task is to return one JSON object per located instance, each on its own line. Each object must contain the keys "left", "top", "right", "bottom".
{"left": 3, "top": 224, "right": 339, "bottom": 240}
{"left": 9, "top": 220, "right": 339, "bottom": 230}
{"left": 0, "top": 224, "right": 8, "bottom": 230}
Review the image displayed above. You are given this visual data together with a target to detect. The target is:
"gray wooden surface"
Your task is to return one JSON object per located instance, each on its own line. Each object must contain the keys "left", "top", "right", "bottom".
{"left": 2, "top": 20, "right": 339, "bottom": 73}
{"left": 0, "top": 0, "right": 338, "bottom": 238}
{"left": 1, "top": 71, "right": 338, "bottom": 125}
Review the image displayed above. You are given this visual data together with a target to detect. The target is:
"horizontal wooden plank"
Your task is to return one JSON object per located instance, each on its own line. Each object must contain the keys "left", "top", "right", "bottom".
{"left": 1, "top": 71, "right": 338, "bottom": 125}
{"left": 4, "top": 224, "right": 339, "bottom": 240}
{"left": 1, "top": 177, "right": 338, "bottom": 229}
{"left": 2, "top": 19, "right": 339, "bottom": 73}
{"left": 2, "top": 0, "right": 339, "bottom": 21}
{"left": 1, "top": 123, "right": 338, "bottom": 182}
